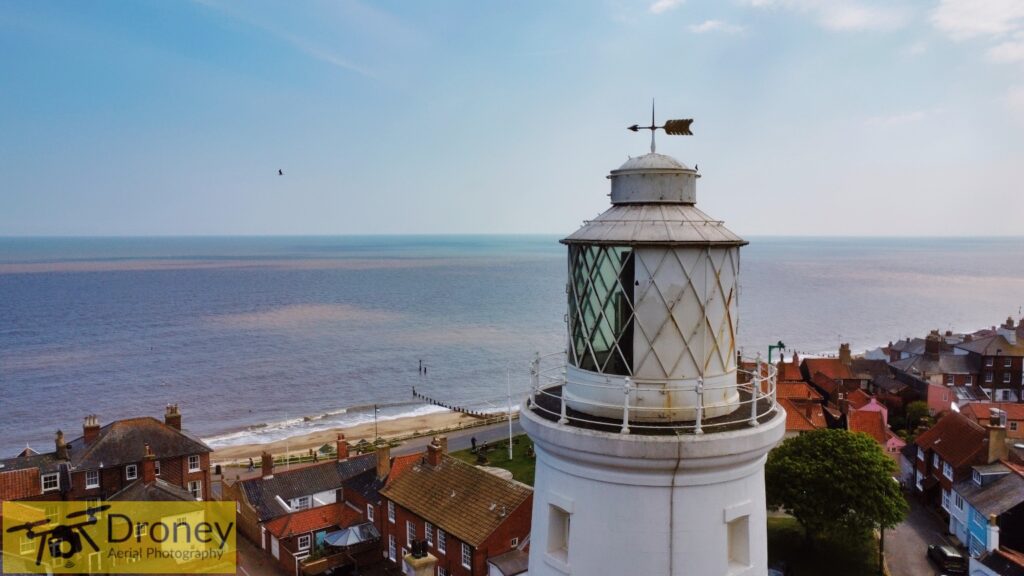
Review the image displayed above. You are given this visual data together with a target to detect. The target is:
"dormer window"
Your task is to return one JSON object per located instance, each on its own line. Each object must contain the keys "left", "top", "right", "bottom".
{"left": 973, "top": 469, "right": 982, "bottom": 486}
{"left": 125, "top": 464, "right": 138, "bottom": 481}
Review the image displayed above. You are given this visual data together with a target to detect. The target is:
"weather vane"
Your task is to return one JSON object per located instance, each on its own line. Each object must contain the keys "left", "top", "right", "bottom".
{"left": 628, "top": 100, "right": 693, "bottom": 153}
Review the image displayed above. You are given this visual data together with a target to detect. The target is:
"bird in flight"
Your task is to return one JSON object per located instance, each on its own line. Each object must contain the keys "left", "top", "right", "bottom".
{"left": 278, "top": 169, "right": 284, "bottom": 176}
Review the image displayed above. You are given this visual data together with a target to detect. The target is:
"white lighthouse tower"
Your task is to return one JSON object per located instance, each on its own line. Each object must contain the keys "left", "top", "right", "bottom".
{"left": 521, "top": 115, "right": 786, "bottom": 576}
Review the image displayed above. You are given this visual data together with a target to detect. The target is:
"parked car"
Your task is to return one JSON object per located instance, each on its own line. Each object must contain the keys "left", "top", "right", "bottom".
{"left": 927, "top": 544, "right": 966, "bottom": 574}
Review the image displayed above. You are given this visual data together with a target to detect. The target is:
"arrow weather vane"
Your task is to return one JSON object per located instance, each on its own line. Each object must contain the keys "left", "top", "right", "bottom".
{"left": 628, "top": 100, "right": 693, "bottom": 153}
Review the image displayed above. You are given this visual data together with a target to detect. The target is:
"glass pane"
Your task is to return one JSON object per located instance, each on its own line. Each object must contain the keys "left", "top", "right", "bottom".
{"left": 568, "top": 245, "right": 634, "bottom": 375}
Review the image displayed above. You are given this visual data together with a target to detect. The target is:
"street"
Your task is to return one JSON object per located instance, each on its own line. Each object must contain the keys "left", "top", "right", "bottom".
{"left": 886, "top": 494, "right": 955, "bottom": 576}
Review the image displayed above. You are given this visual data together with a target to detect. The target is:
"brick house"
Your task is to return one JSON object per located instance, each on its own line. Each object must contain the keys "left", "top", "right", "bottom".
{"left": 379, "top": 439, "right": 533, "bottom": 576}
{"left": 221, "top": 435, "right": 384, "bottom": 574}
{"left": 961, "top": 403, "right": 1024, "bottom": 440}
{"left": 0, "top": 404, "right": 211, "bottom": 504}
{"left": 910, "top": 410, "right": 1005, "bottom": 517}
{"left": 955, "top": 323, "right": 1024, "bottom": 403}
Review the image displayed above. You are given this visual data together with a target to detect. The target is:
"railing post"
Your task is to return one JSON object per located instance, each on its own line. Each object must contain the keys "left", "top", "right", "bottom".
{"left": 694, "top": 377, "right": 704, "bottom": 434}
{"left": 751, "top": 353, "right": 762, "bottom": 427}
{"left": 530, "top": 353, "right": 539, "bottom": 407}
{"left": 558, "top": 366, "right": 569, "bottom": 425}
{"left": 621, "top": 378, "right": 631, "bottom": 434}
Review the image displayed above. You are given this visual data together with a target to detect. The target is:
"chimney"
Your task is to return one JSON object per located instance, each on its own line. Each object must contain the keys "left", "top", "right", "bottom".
{"left": 988, "top": 514, "right": 1000, "bottom": 553}
{"left": 376, "top": 445, "right": 391, "bottom": 480}
{"left": 261, "top": 451, "right": 274, "bottom": 480}
{"left": 792, "top": 351, "right": 799, "bottom": 366}
{"left": 336, "top": 433, "right": 349, "bottom": 462}
{"left": 839, "top": 343, "right": 852, "bottom": 366}
{"left": 925, "top": 331, "right": 941, "bottom": 357}
{"left": 987, "top": 408, "right": 1009, "bottom": 464}
{"left": 164, "top": 404, "right": 182, "bottom": 431}
{"left": 83, "top": 415, "right": 100, "bottom": 445}
{"left": 426, "top": 439, "right": 443, "bottom": 467}
{"left": 804, "top": 402, "right": 812, "bottom": 421}
{"left": 142, "top": 444, "right": 157, "bottom": 484}
{"left": 54, "top": 430, "right": 70, "bottom": 461}
{"left": 436, "top": 435, "right": 448, "bottom": 455}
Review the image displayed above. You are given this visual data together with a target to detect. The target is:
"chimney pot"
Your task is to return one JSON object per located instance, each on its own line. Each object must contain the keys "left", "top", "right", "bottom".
{"left": 164, "top": 404, "right": 182, "bottom": 430}
{"left": 83, "top": 415, "right": 100, "bottom": 445}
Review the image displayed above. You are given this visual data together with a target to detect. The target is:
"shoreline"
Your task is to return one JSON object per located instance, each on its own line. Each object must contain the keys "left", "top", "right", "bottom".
{"left": 210, "top": 409, "right": 486, "bottom": 463}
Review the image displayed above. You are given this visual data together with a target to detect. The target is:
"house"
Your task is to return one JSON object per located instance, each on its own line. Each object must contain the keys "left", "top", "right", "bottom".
{"left": 263, "top": 502, "right": 364, "bottom": 575}
{"left": 221, "top": 435, "right": 379, "bottom": 551}
{"left": 800, "top": 344, "right": 872, "bottom": 392}
{"left": 847, "top": 408, "right": 905, "bottom": 458}
{"left": 954, "top": 318, "right": 1024, "bottom": 402}
{"left": 970, "top": 546, "right": 1024, "bottom": 576}
{"left": 379, "top": 438, "right": 533, "bottom": 576}
{"left": 0, "top": 405, "right": 211, "bottom": 504}
{"left": 775, "top": 381, "right": 827, "bottom": 438}
{"left": 949, "top": 461, "right": 1024, "bottom": 557}
{"left": 910, "top": 411, "right": 996, "bottom": 516}
{"left": 961, "top": 403, "right": 1024, "bottom": 440}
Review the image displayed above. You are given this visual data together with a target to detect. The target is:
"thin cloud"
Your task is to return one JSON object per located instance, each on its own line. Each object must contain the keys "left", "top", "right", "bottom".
{"left": 689, "top": 19, "right": 745, "bottom": 34}
{"left": 1007, "top": 86, "right": 1024, "bottom": 125}
{"left": 864, "top": 109, "right": 935, "bottom": 127}
{"left": 988, "top": 33, "right": 1024, "bottom": 63}
{"left": 901, "top": 41, "right": 928, "bottom": 57}
{"left": 930, "top": 0, "right": 1024, "bottom": 41}
{"left": 649, "top": 0, "right": 685, "bottom": 14}
{"left": 744, "top": 0, "right": 911, "bottom": 32}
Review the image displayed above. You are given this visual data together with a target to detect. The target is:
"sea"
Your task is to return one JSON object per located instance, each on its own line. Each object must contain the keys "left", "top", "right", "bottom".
{"left": 2, "top": 235, "right": 1023, "bottom": 456}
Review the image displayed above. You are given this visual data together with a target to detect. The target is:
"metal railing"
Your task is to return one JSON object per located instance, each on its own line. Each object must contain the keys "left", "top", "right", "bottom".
{"left": 527, "top": 351, "right": 779, "bottom": 434}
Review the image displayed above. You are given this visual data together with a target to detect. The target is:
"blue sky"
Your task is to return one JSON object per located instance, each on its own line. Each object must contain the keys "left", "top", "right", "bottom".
{"left": 1, "top": 0, "right": 1022, "bottom": 236}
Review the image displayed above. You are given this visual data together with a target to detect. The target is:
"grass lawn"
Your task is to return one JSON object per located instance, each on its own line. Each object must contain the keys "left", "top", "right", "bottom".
{"left": 768, "top": 517, "right": 880, "bottom": 576}
{"left": 450, "top": 434, "right": 536, "bottom": 486}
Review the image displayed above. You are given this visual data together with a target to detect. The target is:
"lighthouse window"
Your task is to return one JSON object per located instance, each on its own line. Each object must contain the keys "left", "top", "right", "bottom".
{"left": 727, "top": 514, "right": 750, "bottom": 571}
{"left": 547, "top": 504, "right": 571, "bottom": 563}
{"left": 568, "top": 244, "right": 635, "bottom": 375}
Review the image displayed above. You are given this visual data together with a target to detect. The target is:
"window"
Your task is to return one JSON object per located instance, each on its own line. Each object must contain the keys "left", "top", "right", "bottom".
{"left": 366, "top": 503, "right": 374, "bottom": 522}
{"left": 86, "top": 470, "right": 100, "bottom": 489}
{"left": 41, "top": 473, "right": 59, "bottom": 492}
{"left": 294, "top": 496, "right": 311, "bottom": 510}
{"left": 987, "top": 357, "right": 995, "bottom": 367}
{"left": 154, "top": 460, "right": 160, "bottom": 476}
{"left": 438, "top": 529, "right": 446, "bottom": 554}
{"left": 547, "top": 504, "right": 571, "bottom": 562}
{"left": 511, "top": 537, "right": 519, "bottom": 547}
{"left": 933, "top": 453, "right": 940, "bottom": 470}
{"left": 942, "top": 489, "right": 951, "bottom": 511}
{"left": 388, "top": 535, "right": 396, "bottom": 561}
{"left": 437, "top": 568, "right": 448, "bottom": 576}
{"left": 461, "top": 542, "right": 472, "bottom": 569}
{"left": 272, "top": 536, "right": 280, "bottom": 560}
{"left": 125, "top": 464, "right": 138, "bottom": 481}
{"left": 1004, "top": 372, "right": 1012, "bottom": 383}
{"left": 297, "top": 535, "right": 311, "bottom": 551}
{"left": 188, "top": 480, "right": 202, "bottom": 500}
{"left": 943, "top": 462, "right": 953, "bottom": 480}
{"left": 407, "top": 520, "right": 416, "bottom": 546}
{"left": 974, "top": 470, "right": 983, "bottom": 486}
{"left": 966, "top": 375, "right": 973, "bottom": 385}
{"left": 1012, "top": 422, "right": 1019, "bottom": 432}
{"left": 425, "top": 522, "right": 433, "bottom": 547}
{"left": 188, "top": 454, "right": 201, "bottom": 472}
{"left": 388, "top": 501, "right": 395, "bottom": 523}
{"left": 916, "top": 471, "right": 924, "bottom": 491}
{"left": 728, "top": 515, "right": 751, "bottom": 570}
{"left": 955, "top": 493, "right": 964, "bottom": 510}
{"left": 946, "top": 374, "right": 954, "bottom": 385}
{"left": 568, "top": 244, "right": 635, "bottom": 375}
{"left": 917, "top": 447, "right": 924, "bottom": 461}
{"left": 1006, "top": 358, "right": 1013, "bottom": 368}
{"left": 986, "top": 372, "right": 994, "bottom": 383}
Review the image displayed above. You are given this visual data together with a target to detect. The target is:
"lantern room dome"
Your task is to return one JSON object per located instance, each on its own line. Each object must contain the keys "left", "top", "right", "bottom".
{"left": 608, "top": 152, "right": 698, "bottom": 205}
{"left": 615, "top": 152, "right": 690, "bottom": 172}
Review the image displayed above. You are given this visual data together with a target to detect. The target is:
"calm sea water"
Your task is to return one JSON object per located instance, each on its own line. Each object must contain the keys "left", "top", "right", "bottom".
{"left": 2, "top": 235, "right": 1023, "bottom": 455}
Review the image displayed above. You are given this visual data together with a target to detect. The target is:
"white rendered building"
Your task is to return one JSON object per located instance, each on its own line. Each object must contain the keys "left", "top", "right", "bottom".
{"left": 521, "top": 131, "right": 786, "bottom": 576}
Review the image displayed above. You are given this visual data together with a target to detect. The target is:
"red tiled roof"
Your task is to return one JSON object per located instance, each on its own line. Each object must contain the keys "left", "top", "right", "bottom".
{"left": 779, "top": 398, "right": 827, "bottom": 432}
{"left": 849, "top": 410, "right": 888, "bottom": 446}
{"left": 777, "top": 361, "right": 804, "bottom": 382}
{"left": 802, "top": 358, "right": 854, "bottom": 381}
{"left": 386, "top": 454, "right": 421, "bottom": 487}
{"left": 263, "top": 504, "right": 360, "bottom": 539}
{"left": 777, "top": 382, "right": 822, "bottom": 401}
{"left": 811, "top": 372, "right": 839, "bottom": 397}
{"left": 0, "top": 468, "right": 41, "bottom": 501}
{"left": 915, "top": 412, "right": 987, "bottom": 467}
{"left": 961, "top": 403, "right": 1024, "bottom": 422}
{"left": 996, "top": 548, "right": 1024, "bottom": 568}
{"left": 847, "top": 389, "right": 873, "bottom": 410}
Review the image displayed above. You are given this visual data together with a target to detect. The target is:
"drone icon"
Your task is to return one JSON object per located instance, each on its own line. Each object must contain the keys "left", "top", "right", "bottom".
{"left": 5, "top": 504, "right": 111, "bottom": 567}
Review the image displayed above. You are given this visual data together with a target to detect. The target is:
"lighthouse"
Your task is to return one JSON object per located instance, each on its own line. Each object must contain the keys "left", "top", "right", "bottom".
{"left": 520, "top": 115, "right": 786, "bottom": 576}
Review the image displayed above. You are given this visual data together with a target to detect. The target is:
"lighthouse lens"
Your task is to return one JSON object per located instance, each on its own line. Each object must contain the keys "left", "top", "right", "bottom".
{"left": 568, "top": 244, "right": 634, "bottom": 376}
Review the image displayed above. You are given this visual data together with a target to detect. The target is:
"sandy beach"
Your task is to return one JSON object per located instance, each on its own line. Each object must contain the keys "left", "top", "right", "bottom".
{"left": 211, "top": 409, "right": 482, "bottom": 463}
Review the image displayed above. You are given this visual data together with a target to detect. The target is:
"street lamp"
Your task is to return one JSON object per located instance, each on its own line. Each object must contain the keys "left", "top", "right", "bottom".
{"left": 506, "top": 362, "right": 514, "bottom": 462}
{"left": 768, "top": 340, "right": 786, "bottom": 364}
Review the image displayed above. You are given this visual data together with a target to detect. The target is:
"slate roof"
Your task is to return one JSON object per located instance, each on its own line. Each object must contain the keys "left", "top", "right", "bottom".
{"left": 891, "top": 338, "right": 928, "bottom": 356}
{"left": 0, "top": 468, "right": 41, "bottom": 501}
{"left": 915, "top": 412, "right": 987, "bottom": 467}
{"left": 0, "top": 452, "right": 63, "bottom": 474}
{"left": 263, "top": 503, "right": 361, "bottom": 539}
{"left": 890, "top": 354, "right": 977, "bottom": 378}
{"left": 343, "top": 468, "right": 385, "bottom": 506}
{"left": 488, "top": 549, "right": 530, "bottom": 575}
{"left": 380, "top": 454, "right": 533, "bottom": 547}
{"left": 239, "top": 454, "right": 376, "bottom": 522}
{"left": 849, "top": 410, "right": 888, "bottom": 446}
{"left": 957, "top": 334, "right": 1024, "bottom": 357}
{"left": 108, "top": 478, "right": 196, "bottom": 502}
{"left": 955, "top": 467, "right": 1024, "bottom": 517}
{"left": 65, "top": 417, "right": 211, "bottom": 471}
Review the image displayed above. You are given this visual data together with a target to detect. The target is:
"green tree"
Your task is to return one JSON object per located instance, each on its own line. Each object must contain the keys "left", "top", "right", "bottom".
{"left": 766, "top": 429, "right": 907, "bottom": 543}
{"left": 905, "top": 400, "right": 930, "bottom": 432}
